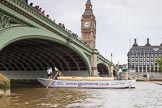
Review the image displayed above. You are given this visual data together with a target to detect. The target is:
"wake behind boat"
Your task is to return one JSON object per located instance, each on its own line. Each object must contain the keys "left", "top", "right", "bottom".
{"left": 37, "top": 77, "right": 136, "bottom": 89}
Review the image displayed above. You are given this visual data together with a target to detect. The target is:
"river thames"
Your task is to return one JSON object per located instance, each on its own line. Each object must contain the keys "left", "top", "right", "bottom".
{"left": 0, "top": 82, "right": 162, "bottom": 108}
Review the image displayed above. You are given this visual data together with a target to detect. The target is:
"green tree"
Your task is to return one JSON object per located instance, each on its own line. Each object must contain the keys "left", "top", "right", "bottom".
{"left": 157, "top": 57, "right": 162, "bottom": 73}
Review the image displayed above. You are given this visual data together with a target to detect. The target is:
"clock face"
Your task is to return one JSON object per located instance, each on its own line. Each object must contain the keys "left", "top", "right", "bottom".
{"left": 84, "top": 21, "right": 90, "bottom": 28}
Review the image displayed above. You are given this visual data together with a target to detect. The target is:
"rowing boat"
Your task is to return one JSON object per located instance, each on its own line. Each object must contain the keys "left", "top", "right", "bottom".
{"left": 37, "top": 77, "right": 136, "bottom": 89}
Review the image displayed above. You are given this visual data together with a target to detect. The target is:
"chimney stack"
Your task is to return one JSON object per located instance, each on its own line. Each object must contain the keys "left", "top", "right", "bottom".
{"left": 133, "top": 38, "right": 138, "bottom": 46}
{"left": 147, "top": 38, "right": 149, "bottom": 43}
{"left": 145, "top": 38, "right": 151, "bottom": 46}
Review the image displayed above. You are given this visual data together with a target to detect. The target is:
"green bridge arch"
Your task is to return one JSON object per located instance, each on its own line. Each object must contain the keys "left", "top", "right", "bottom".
{"left": 0, "top": 0, "right": 112, "bottom": 79}
{"left": 0, "top": 26, "right": 92, "bottom": 76}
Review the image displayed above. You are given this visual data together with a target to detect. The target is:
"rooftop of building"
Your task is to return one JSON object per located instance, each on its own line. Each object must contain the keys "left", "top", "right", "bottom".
{"left": 129, "top": 38, "right": 162, "bottom": 53}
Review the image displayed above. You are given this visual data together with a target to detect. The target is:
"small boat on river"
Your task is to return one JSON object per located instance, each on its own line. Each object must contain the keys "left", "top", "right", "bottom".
{"left": 37, "top": 76, "right": 136, "bottom": 89}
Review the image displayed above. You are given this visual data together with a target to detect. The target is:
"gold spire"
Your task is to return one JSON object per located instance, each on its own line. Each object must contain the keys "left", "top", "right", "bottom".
{"left": 83, "top": 0, "right": 93, "bottom": 16}
{"left": 86, "top": 0, "right": 92, "bottom": 10}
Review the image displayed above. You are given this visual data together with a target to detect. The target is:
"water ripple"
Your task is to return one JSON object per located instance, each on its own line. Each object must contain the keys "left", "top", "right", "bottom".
{"left": 0, "top": 82, "right": 162, "bottom": 108}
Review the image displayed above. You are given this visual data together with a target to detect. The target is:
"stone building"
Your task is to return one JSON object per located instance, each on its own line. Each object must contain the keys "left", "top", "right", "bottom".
{"left": 128, "top": 38, "right": 162, "bottom": 72}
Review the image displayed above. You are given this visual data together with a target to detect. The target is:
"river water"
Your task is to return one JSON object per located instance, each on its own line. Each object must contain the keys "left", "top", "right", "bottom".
{"left": 0, "top": 82, "right": 162, "bottom": 108}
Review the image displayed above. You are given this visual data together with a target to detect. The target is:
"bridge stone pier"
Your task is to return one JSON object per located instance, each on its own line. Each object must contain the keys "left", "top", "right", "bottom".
{"left": 0, "top": 0, "right": 112, "bottom": 80}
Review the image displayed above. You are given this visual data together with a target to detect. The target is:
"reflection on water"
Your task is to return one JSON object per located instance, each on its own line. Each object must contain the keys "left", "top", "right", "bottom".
{"left": 0, "top": 82, "right": 162, "bottom": 108}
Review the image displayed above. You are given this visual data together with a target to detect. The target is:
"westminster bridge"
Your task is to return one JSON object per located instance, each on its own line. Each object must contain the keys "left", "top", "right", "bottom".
{"left": 0, "top": 0, "right": 114, "bottom": 80}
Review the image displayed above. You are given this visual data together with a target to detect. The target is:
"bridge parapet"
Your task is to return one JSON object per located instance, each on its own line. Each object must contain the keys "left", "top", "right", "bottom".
{"left": 98, "top": 54, "right": 111, "bottom": 65}
{"left": 1, "top": 0, "right": 66, "bottom": 34}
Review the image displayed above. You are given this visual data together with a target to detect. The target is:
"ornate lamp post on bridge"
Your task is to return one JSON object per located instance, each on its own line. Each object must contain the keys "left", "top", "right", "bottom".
{"left": 110, "top": 53, "right": 114, "bottom": 77}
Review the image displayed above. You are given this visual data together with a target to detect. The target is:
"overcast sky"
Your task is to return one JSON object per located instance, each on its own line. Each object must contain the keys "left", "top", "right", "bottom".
{"left": 28, "top": 0, "right": 162, "bottom": 64}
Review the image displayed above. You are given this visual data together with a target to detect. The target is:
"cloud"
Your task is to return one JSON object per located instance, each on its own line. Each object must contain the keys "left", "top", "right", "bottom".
{"left": 28, "top": 0, "right": 162, "bottom": 64}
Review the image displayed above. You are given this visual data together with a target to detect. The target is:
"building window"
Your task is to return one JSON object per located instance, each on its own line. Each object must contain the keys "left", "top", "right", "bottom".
{"left": 140, "top": 62, "right": 142, "bottom": 65}
{"left": 155, "top": 54, "right": 157, "bottom": 57}
{"left": 155, "top": 63, "right": 157, "bottom": 66}
{"left": 147, "top": 54, "right": 149, "bottom": 57}
{"left": 140, "top": 58, "right": 142, "bottom": 61}
{"left": 151, "top": 54, "right": 153, "bottom": 57}
{"left": 136, "top": 54, "right": 138, "bottom": 58}
{"left": 136, "top": 59, "right": 138, "bottom": 62}
{"left": 147, "top": 58, "right": 149, "bottom": 61}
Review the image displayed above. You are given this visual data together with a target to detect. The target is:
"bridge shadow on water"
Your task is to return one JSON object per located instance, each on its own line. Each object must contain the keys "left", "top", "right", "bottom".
{"left": 10, "top": 79, "right": 43, "bottom": 89}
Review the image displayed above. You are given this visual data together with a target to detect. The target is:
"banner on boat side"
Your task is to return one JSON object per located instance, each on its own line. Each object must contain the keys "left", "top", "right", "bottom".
{"left": 51, "top": 80, "right": 133, "bottom": 88}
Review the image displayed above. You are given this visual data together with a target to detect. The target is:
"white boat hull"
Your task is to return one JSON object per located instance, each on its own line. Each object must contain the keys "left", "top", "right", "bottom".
{"left": 37, "top": 78, "right": 136, "bottom": 89}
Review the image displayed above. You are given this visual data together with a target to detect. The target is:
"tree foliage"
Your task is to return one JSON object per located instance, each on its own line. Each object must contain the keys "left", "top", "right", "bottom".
{"left": 0, "top": 74, "right": 10, "bottom": 90}
{"left": 157, "top": 57, "right": 162, "bottom": 73}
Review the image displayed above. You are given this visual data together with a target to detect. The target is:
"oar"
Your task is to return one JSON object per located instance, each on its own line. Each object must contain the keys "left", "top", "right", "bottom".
{"left": 46, "top": 72, "right": 58, "bottom": 89}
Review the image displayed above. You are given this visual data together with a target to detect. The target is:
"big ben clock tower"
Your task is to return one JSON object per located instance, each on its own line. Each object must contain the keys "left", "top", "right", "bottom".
{"left": 81, "top": 0, "right": 96, "bottom": 48}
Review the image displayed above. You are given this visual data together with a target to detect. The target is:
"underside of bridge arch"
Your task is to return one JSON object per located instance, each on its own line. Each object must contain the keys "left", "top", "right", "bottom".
{"left": 0, "top": 38, "right": 88, "bottom": 77}
{"left": 97, "top": 63, "right": 109, "bottom": 77}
